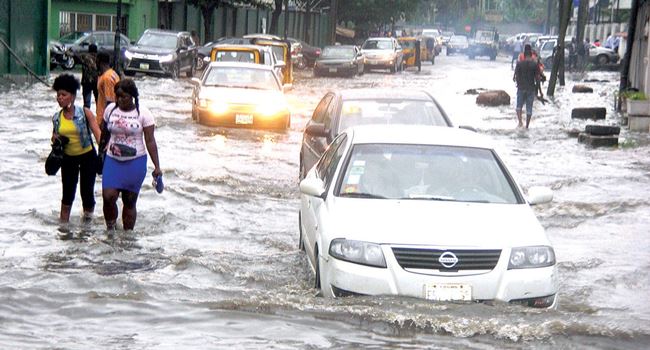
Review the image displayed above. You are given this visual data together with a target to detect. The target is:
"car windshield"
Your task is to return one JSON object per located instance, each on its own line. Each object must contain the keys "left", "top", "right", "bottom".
{"left": 204, "top": 66, "right": 279, "bottom": 90}
{"left": 59, "top": 32, "right": 87, "bottom": 44}
{"left": 337, "top": 144, "right": 519, "bottom": 203}
{"left": 215, "top": 51, "right": 256, "bottom": 63}
{"left": 362, "top": 40, "right": 392, "bottom": 50}
{"left": 450, "top": 36, "right": 467, "bottom": 44}
{"left": 476, "top": 31, "right": 494, "bottom": 41}
{"left": 337, "top": 99, "right": 448, "bottom": 131}
{"left": 137, "top": 33, "right": 178, "bottom": 49}
{"left": 321, "top": 47, "right": 355, "bottom": 58}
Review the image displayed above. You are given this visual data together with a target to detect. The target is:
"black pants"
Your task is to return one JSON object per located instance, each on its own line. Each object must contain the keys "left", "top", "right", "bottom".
{"left": 82, "top": 81, "right": 98, "bottom": 109}
{"left": 61, "top": 150, "right": 96, "bottom": 209}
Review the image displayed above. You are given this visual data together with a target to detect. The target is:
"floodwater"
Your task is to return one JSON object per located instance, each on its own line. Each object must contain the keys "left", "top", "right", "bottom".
{"left": 1, "top": 52, "right": 649, "bottom": 349}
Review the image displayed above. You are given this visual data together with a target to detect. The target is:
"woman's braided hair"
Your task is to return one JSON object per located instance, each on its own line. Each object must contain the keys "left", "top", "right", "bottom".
{"left": 114, "top": 78, "right": 140, "bottom": 115}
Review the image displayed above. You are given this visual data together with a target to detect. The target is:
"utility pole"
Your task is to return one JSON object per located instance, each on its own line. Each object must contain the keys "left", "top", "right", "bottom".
{"left": 545, "top": 0, "right": 552, "bottom": 34}
{"left": 284, "top": 0, "right": 289, "bottom": 39}
{"left": 619, "top": 0, "right": 640, "bottom": 103}
{"left": 113, "top": 0, "right": 122, "bottom": 75}
{"left": 547, "top": 0, "right": 572, "bottom": 97}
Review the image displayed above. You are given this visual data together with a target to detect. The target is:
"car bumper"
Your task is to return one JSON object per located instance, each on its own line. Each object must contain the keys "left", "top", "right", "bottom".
{"left": 125, "top": 58, "right": 175, "bottom": 75}
{"left": 314, "top": 65, "right": 357, "bottom": 76}
{"left": 196, "top": 106, "right": 289, "bottom": 129}
{"left": 363, "top": 58, "right": 395, "bottom": 69}
{"left": 321, "top": 247, "right": 558, "bottom": 308}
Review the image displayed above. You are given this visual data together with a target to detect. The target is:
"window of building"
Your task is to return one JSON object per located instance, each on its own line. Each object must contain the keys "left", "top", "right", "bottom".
{"left": 58, "top": 11, "right": 127, "bottom": 37}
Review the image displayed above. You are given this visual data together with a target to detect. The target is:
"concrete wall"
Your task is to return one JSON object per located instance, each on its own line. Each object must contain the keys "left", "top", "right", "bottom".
{"left": 0, "top": 0, "right": 48, "bottom": 77}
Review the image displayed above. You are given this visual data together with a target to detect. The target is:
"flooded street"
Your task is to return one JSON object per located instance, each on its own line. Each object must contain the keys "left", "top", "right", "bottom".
{"left": 1, "top": 52, "right": 650, "bottom": 349}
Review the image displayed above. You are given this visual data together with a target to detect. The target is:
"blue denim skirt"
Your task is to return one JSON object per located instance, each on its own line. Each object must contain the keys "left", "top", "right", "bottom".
{"left": 102, "top": 155, "right": 147, "bottom": 193}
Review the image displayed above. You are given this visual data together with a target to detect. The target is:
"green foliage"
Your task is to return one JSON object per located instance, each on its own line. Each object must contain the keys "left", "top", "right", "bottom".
{"left": 619, "top": 90, "right": 647, "bottom": 100}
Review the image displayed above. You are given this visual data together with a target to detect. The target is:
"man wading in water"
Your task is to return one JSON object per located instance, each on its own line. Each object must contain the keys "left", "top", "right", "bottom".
{"left": 513, "top": 44, "right": 541, "bottom": 129}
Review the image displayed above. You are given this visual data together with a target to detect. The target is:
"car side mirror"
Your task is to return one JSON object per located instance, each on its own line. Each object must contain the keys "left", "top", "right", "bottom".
{"left": 305, "top": 123, "right": 329, "bottom": 138}
{"left": 300, "top": 177, "right": 326, "bottom": 198}
{"left": 526, "top": 186, "right": 553, "bottom": 205}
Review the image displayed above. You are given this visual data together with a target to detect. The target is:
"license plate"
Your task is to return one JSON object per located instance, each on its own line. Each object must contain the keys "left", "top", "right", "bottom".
{"left": 235, "top": 114, "right": 253, "bottom": 124}
{"left": 139, "top": 63, "right": 150, "bottom": 70}
{"left": 369, "top": 60, "right": 378, "bottom": 65}
{"left": 424, "top": 283, "right": 472, "bottom": 301}
{"left": 328, "top": 68, "right": 337, "bottom": 73}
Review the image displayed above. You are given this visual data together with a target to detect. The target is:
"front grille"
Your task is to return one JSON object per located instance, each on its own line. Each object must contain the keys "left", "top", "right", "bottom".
{"left": 392, "top": 247, "right": 501, "bottom": 271}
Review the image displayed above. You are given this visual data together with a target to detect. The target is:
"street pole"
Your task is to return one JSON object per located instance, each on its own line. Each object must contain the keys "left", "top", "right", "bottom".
{"left": 545, "top": 0, "right": 552, "bottom": 34}
{"left": 284, "top": 0, "right": 289, "bottom": 39}
{"left": 619, "top": 0, "right": 640, "bottom": 104}
{"left": 113, "top": 0, "right": 122, "bottom": 75}
{"left": 329, "top": 0, "right": 337, "bottom": 44}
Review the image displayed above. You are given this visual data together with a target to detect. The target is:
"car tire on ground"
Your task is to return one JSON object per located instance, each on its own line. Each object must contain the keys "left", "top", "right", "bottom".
{"left": 585, "top": 124, "right": 620, "bottom": 136}
{"left": 170, "top": 62, "right": 180, "bottom": 79}
{"left": 596, "top": 54, "right": 609, "bottom": 65}
{"left": 62, "top": 57, "right": 75, "bottom": 70}
{"left": 314, "top": 248, "right": 321, "bottom": 290}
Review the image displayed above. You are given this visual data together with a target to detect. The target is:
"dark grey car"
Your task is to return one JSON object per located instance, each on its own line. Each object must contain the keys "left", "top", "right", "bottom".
{"left": 299, "top": 89, "right": 454, "bottom": 178}
{"left": 55, "top": 31, "right": 132, "bottom": 69}
{"left": 124, "top": 29, "right": 198, "bottom": 78}
{"left": 313, "top": 45, "right": 364, "bottom": 77}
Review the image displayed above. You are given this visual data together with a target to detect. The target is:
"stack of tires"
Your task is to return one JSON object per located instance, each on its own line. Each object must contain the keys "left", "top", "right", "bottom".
{"left": 578, "top": 125, "right": 620, "bottom": 147}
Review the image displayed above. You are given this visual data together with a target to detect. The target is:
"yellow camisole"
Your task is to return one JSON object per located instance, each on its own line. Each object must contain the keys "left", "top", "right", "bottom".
{"left": 59, "top": 112, "right": 92, "bottom": 156}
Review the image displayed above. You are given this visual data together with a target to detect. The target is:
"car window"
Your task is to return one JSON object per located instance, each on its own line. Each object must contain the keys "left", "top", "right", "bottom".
{"left": 323, "top": 97, "right": 337, "bottom": 130}
{"left": 337, "top": 144, "right": 520, "bottom": 203}
{"left": 216, "top": 51, "right": 256, "bottom": 63}
{"left": 138, "top": 32, "right": 178, "bottom": 49}
{"left": 322, "top": 47, "right": 355, "bottom": 58}
{"left": 362, "top": 40, "right": 392, "bottom": 50}
{"left": 203, "top": 66, "right": 280, "bottom": 90}
{"left": 312, "top": 94, "right": 333, "bottom": 123}
{"left": 316, "top": 134, "right": 348, "bottom": 186}
{"left": 337, "top": 99, "right": 448, "bottom": 132}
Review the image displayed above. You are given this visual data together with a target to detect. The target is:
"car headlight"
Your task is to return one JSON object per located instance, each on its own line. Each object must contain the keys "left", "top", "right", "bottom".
{"left": 508, "top": 246, "right": 555, "bottom": 269}
{"left": 329, "top": 239, "right": 386, "bottom": 268}
{"left": 159, "top": 54, "right": 174, "bottom": 63}
{"left": 256, "top": 102, "right": 286, "bottom": 117}
{"left": 124, "top": 50, "right": 134, "bottom": 59}
{"left": 199, "top": 98, "right": 228, "bottom": 113}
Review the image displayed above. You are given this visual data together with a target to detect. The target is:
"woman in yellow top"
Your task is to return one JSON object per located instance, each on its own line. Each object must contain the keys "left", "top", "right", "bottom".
{"left": 51, "top": 74, "right": 101, "bottom": 224}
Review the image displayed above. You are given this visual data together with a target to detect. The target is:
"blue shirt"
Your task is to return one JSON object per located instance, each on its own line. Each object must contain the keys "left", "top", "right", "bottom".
{"left": 52, "top": 105, "right": 93, "bottom": 149}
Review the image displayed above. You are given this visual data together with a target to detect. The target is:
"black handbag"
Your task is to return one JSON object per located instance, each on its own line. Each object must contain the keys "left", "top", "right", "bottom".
{"left": 45, "top": 135, "right": 69, "bottom": 175}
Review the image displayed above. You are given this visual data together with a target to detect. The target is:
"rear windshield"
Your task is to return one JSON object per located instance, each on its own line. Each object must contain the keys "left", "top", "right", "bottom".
{"left": 337, "top": 99, "right": 448, "bottom": 132}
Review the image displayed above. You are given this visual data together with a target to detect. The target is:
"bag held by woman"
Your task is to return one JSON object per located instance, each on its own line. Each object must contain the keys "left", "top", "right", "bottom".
{"left": 45, "top": 135, "right": 69, "bottom": 175}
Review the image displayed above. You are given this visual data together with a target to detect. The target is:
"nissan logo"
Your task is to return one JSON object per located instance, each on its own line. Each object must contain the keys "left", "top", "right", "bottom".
{"left": 438, "top": 252, "right": 459, "bottom": 268}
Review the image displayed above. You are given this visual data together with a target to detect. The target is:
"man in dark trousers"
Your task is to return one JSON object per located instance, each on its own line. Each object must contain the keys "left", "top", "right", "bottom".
{"left": 513, "top": 44, "right": 541, "bottom": 129}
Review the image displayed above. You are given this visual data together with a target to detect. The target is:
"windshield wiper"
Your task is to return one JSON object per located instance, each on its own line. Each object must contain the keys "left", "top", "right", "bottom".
{"left": 339, "top": 192, "right": 387, "bottom": 199}
{"left": 403, "top": 194, "right": 456, "bottom": 201}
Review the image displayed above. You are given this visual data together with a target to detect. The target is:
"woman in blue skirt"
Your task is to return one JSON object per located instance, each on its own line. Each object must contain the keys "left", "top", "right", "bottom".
{"left": 101, "top": 79, "right": 161, "bottom": 230}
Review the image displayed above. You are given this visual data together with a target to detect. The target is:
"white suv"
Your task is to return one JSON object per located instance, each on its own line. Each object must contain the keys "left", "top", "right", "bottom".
{"left": 360, "top": 37, "right": 404, "bottom": 73}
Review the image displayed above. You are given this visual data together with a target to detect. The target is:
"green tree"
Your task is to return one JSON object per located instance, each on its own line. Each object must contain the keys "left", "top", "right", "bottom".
{"left": 338, "top": 0, "right": 420, "bottom": 38}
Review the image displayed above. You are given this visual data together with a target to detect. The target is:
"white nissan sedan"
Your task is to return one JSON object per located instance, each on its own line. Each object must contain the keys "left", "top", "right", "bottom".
{"left": 299, "top": 125, "right": 558, "bottom": 308}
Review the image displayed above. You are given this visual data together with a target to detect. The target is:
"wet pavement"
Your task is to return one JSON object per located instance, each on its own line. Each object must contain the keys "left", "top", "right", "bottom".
{"left": 1, "top": 51, "right": 649, "bottom": 349}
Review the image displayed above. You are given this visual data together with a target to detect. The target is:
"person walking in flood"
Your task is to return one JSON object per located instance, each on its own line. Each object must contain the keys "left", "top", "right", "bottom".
{"left": 101, "top": 79, "right": 161, "bottom": 231}
{"left": 513, "top": 44, "right": 541, "bottom": 129}
{"left": 96, "top": 52, "right": 120, "bottom": 125}
{"left": 511, "top": 36, "right": 523, "bottom": 69}
{"left": 51, "top": 74, "right": 101, "bottom": 224}
{"left": 79, "top": 43, "right": 99, "bottom": 109}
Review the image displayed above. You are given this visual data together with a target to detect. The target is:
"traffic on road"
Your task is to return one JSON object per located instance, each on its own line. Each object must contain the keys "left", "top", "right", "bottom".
{"left": 4, "top": 30, "right": 650, "bottom": 349}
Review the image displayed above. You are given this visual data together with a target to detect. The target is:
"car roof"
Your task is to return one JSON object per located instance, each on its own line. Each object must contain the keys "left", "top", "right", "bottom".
{"left": 338, "top": 89, "right": 433, "bottom": 101}
{"left": 346, "top": 125, "right": 493, "bottom": 149}
{"left": 207, "top": 61, "right": 275, "bottom": 71}
{"left": 366, "top": 37, "right": 392, "bottom": 41}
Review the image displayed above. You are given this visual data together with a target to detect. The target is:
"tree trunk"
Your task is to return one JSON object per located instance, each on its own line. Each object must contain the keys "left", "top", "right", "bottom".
{"left": 201, "top": 5, "right": 216, "bottom": 43}
{"left": 270, "top": 0, "right": 282, "bottom": 35}
{"left": 547, "top": 0, "right": 571, "bottom": 97}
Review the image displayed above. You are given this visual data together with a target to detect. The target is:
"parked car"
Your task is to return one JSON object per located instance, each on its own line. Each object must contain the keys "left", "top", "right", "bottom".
{"left": 49, "top": 40, "right": 75, "bottom": 70}
{"left": 55, "top": 30, "right": 132, "bottom": 69}
{"left": 299, "top": 89, "right": 453, "bottom": 178}
{"left": 313, "top": 45, "right": 364, "bottom": 77}
{"left": 441, "top": 31, "right": 455, "bottom": 45}
{"left": 190, "top": 62, "right": 290, "bottom": 129}
{"left": 539, "top": 38, "right": 619, "bottom": 69}
{"left": 467, "top": 29, "right": 498, "bottom": 60}
{"left": 360, "top": 37, "right": 404, "bottom": 73}
{"left": 299, "top": 124, "right": 557, "bottom": 308}
{"left": 446, "top": 35, "right": 469, "bottom": 55}
{"left": 288, "top": 37, "right": 321, "bottom": 67}
{"left": 124, "top": 29, "right": 198, "bottom": 78}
